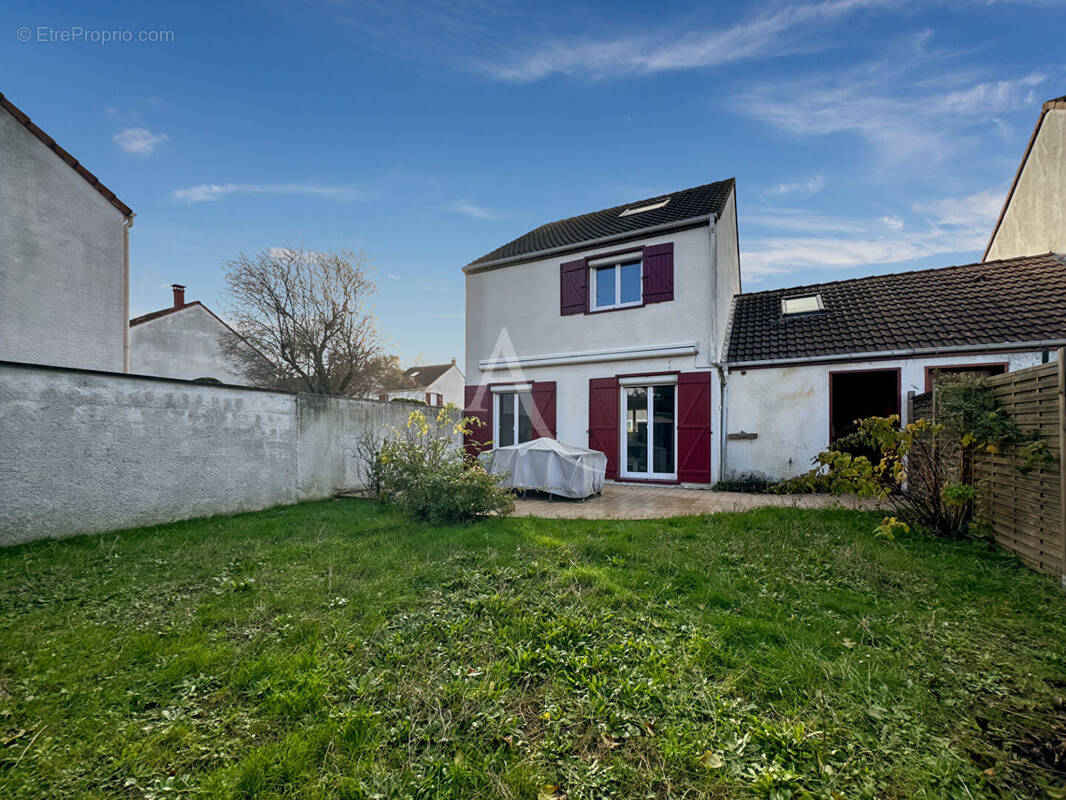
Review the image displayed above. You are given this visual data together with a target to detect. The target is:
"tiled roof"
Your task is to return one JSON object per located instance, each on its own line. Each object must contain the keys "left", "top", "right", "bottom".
{"left": 726, "top": 253, "right": 1066, "bottom": 364}
{"left": 400, "top": 363, "right": 456, "bottom": 388}
{"left": 1, "top": 91, "right": 133, "bottom": 217}
{"left": 467, "top": 178, "right": 734, "bottom": 268}
{"left": 129, "top": 301, "right": 205, "bottom": 327}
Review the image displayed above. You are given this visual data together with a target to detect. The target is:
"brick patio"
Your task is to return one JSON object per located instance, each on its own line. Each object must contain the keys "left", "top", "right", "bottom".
{"left": 511, "top": 482, "right": 877, "bottom": 519}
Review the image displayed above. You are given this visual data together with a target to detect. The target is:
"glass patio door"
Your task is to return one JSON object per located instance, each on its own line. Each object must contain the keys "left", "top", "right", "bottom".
{"left": 621, "top": 382, "right": 676, "bottom": 479}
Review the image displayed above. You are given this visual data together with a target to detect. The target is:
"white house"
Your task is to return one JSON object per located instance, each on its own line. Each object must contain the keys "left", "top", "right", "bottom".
{"left": 0, "top": 91, "right": 133, "bottom": 372}
{"left": 464, "top": 179, "right": 740, "bottom": 485}
{"left": 722, "top": 253, "right": 1066, "bottom": 480}
{"left": 129, "top": 284, "right": 247, "bottom": 383}
{"left": 984, "top": 95, "right": 1066, "bottom": 262}
{"left": 381, "top": 360, "right": 465, "bottom": 407}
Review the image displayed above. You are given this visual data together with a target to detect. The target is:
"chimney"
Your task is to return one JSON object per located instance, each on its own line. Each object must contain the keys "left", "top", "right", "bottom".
{"left": 451, "top": 357, "right": 456, "bottom": 366}
{"left": 171, "top": 283, "right": 187, "bottom": 309}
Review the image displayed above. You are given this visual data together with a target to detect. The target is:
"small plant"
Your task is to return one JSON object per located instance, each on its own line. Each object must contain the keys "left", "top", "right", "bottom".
{"left": 873, "top": 516, "right": 910, "bottom": 540}
{"left": 373, "top": 405, "right": 514, "bottom": 523}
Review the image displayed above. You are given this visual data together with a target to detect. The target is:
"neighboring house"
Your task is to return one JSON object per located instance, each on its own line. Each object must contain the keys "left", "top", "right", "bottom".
{"left": 0, "top": 92, "right": 133, "bottom": 372}
{"left": 722, "top": 253, "right": 1066, "bottom": 480}
{"left": 984, "top": 95, "right": 1066, "bottom": 262}
{"left": 381, "top": 360, "right": 465, "bottom": 407}
{"left": 129, "top": 284, "right": 246, "bottom": 383}
{"left": 464, "top": 179, "right": 740, "bottom": 485}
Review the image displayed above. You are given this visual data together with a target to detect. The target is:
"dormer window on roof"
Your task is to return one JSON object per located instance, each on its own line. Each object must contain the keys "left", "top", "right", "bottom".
{"left": 781, "top": 294, "right": 824, "bottom": 315}
{"left": 618, "top": 198, "right": 670, "bottom": 217}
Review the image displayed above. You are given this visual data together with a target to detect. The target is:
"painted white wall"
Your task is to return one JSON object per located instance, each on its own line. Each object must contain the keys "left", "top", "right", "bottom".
{"left": 0, "top": 362, "right": 458, "bottom": 545}
{"left": 465, "top": 224, "right": 718, "bottom": 385}
{"left": 129, "top": 304, "right": 246, "bottom": 383}
{"left": 724, "top": 350, "right": 1053, "bottom": 480}
{"left": 0, "top": 106, "right": 128, "bottom": 372}
{"left": 712, "top": 188, "right": 742, "bottom": 360}
{"left": 986, "top": 106, "right": 1066, "bottom": 261}
{"left": 427, "top": 364, "right": 465, "bottom": 407}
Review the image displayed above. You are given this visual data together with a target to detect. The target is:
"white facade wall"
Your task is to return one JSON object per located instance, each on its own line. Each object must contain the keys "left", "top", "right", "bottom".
{"left": 0, "top": 362, "right": 457, "bottom": 545}
{"left": 429, "top": 364, "right": 466, "bottom": 408}
{"left": 0, "top": 107, "right": 128, "bottom": 372}
{"left": 724, "top": 350, "right": 1052, "bottom": 480}
{"left": 986, "top": 107, "right": 1066, "bottom": 262}
{"left": 129, "top": 304, "right": 245, "bottom": 383}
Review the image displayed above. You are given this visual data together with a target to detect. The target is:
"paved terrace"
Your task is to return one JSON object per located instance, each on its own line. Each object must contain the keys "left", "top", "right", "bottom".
{"left": 512, "top": 483, "right": 878, "bottom": 519}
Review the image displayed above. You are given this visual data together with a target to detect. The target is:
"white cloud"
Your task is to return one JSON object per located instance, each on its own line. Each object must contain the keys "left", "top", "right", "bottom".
{"left": 763, "top": 175, "right": 825, "bottom": 198}
{"left": 113, "top": 127, "right": 169, "bottom": 156}
{"left": 478, "top": 0, "right": 894, "bottom": 81}
{"left": 446, "top": 199, "right": 510, "bottom": 220}
{"left": 173, "top": 183, "right": 364, "bottom": 204}
{"left": 387, "top": 273, "right": 401, "bottom": 280}
{"left": 733, "top": 53, "right": 1047, "bottom": 167}
{"left": 742, "top": 188, "right": 1004, "bottom": 277}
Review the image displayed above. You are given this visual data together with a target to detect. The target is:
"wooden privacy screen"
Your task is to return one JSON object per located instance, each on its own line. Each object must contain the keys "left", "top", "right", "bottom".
{"left": 971, "top": 354, "right": 1066, "bottom": 581}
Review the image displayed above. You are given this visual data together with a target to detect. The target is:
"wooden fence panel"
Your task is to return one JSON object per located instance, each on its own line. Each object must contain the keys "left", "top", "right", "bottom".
{"left": 971, "top": 356, "right": 1064, "bottom": 580}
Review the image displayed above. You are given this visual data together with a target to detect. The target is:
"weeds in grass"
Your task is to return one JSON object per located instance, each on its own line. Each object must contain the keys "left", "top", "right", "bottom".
{"left": 0, "top": 502, "right": 1064, "bottom": 798}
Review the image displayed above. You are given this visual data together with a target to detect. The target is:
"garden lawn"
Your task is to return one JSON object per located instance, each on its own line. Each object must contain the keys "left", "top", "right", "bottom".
{"left": 1, "top": 501, "right": 1066, "bottom": 799}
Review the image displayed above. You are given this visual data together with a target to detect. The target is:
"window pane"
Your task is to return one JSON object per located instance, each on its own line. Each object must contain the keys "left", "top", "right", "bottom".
{"left": 620, "top": 261, "right": 641, "bottom": 304}
{"left": 498, "top": 393, "right": 515, "bottom": 447}
{"left": 517, "top": 392, "right": 535, "bottom": 443}
{"left": 595, "top": 266, "right": 616, "bottom": 308}
{"left": 652, "top": 385, "right": 675, "bottom": 474}
{"left": 625, "top": 387, "right": 648, "bottom": 473}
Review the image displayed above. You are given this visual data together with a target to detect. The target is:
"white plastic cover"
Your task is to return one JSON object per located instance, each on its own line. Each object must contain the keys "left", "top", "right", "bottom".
{"left": 481, "top": 437, "right": 607, "bottom": 499}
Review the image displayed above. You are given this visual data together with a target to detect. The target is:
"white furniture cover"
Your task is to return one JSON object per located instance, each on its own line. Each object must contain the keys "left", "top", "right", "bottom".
{"left": 481, "top": 437, "right": 607, "bottom": 499}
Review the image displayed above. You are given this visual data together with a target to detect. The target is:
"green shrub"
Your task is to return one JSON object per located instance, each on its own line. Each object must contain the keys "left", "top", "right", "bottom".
{"left": 373, "top": 406, "right": 514, "bottom": 524}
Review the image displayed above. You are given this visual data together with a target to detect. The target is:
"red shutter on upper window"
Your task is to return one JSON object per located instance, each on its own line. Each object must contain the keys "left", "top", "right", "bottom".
{"left": 560, "top": 258, "right": 588, "bottom": 315}
{"left": 677, "top": 371, "right": 711, "bottom": 483}
{"left": 531, "top": 381, "right": 557, "bottom": 439}
{"left": 463, "top": 384, "right": 493, "bottom": 457}
{"left": 588, "top": 377, "right": 620, "bottom": 479}
{"left": 642, "top": 242, "right": 674, "bottom": 304}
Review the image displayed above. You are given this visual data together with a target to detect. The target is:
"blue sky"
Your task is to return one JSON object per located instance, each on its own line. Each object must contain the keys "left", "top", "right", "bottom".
{"left": 3, "top": 0, "right": 1062, "bottom": 370}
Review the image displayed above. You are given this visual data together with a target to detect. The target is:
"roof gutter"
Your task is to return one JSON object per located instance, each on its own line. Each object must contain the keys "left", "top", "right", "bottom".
{"left": 727, "top": 339, "right": 1066, "bottom": 369}
{"left": 463, "top": 213, "right": 716, "bottom": 274}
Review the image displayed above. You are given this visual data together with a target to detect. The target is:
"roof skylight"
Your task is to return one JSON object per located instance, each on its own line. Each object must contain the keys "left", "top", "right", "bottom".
{"left": 619, "top": 198, "right": 670, "bottom": 217}
{"left": 781, "top": 294, "right": 824, "bottom": 315}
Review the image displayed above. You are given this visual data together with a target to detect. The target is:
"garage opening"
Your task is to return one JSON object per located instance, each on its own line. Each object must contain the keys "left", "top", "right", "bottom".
{"left": 829, "top": 369, "right": 900, "bottom": 442}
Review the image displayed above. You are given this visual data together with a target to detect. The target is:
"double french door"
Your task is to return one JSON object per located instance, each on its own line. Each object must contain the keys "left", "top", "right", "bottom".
{"left": 620, "top": 381, "right": 677, "bottom": 479}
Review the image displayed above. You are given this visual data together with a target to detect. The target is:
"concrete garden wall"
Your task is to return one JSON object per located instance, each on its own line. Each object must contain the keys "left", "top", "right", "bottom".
{"left": 0, "top": 361, "right": 448, "bottom": 545}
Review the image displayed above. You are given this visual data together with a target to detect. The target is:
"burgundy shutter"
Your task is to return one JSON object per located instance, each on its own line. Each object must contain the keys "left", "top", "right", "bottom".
{"left": 560, "top": 259, "right": 588, "bottom": 315}
{"left": 677, "top": 372, "right": 711, "bottom": 483}
{"left": 642, "top": 242, "right": 674, "bottom": 304}
{"left": 531, "top": 381, "right": 557, "bottom": 439}
{"left": 588, "top": 377, "right": 620, "bottom": 479}
{"left": 463, "top": 384, "right": 493, "bottom": 457}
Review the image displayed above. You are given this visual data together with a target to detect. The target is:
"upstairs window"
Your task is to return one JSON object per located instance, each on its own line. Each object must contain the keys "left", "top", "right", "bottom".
{"left": 591, "top": 259, "right": 642, "bottom": 310}
{"left": 618, "top": 198, "right": 670, "bottom": 217}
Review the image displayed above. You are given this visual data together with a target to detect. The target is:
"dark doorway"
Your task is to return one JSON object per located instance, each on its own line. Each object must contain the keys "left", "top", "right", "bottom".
{"left": 924, "top": 363, "right": 1007, "bottom": 391}
{"left": 829, "top": 369, "right": 900, "bottom": 442}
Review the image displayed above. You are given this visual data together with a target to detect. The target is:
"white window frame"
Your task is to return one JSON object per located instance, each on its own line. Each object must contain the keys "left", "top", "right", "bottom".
{"left": 590, "top": 257, "right": 643, "bottom": 311}
{"left": 619, "top": 375, "right": 678, "bottom": 480}
{"left": 781, "top": 294, "right": 824, "bottom": 315}
{"left": 491, "top": 385, "right": 533, "bottom": 449}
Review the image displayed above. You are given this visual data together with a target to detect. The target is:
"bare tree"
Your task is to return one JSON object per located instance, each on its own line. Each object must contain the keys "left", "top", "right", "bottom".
{"left": 219, "top": 246, "right": 405, "bottom": 396}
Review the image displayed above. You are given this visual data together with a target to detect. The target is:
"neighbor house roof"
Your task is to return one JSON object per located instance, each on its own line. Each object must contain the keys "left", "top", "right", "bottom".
{"left": 397, "top": 363, "right": 457, "bottom": 389}
{"left": 726, "top": 253, "right": 1066, "bottom": 365}
{"left": 1, "top": 91, "right": 133, "bottom": 218}
{"left": 983, "top": 95, "right": 1066, "bottom": 261}
{"left": 466, "top": 178, "right": 735, "bottom": 270}
{"left": 129, "top": 301, "right": 210, "bottom": 327}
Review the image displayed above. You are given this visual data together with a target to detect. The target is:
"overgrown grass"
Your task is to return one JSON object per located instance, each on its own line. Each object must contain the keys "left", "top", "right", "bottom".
{"left": 1, "top": 501, "right": 1065, "bottom": 798}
